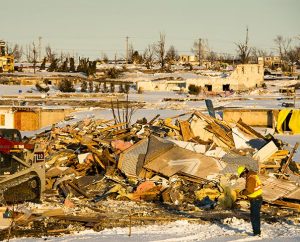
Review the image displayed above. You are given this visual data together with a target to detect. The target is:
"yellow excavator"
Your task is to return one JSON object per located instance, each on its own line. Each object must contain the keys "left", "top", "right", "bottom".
{"left": 0, "top": 40, "right": 14, "bottom": 73}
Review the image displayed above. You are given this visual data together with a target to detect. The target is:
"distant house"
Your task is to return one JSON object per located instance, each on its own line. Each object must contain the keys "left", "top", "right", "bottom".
{"left": 178, "top": 55, "right": 211, "bottom": 68}
{"left": 258, "top": 56, "right": 281, "bottom": 69}
{"left": 186, "top": 64, "right": 264, "bottom": 92}
{"left": 137, "top": 64, "right": 264, "bottom": 92}
{"left": 179, "top": 55, "right": 199, "bottom": 65}
{"left": 137, "top": 79, "right": 186, "bottom": 92}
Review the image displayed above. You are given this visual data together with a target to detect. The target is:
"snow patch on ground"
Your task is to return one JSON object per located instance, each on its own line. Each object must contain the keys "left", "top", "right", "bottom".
{"left": 12, "top": 218, "right": 300, "bottom": 242}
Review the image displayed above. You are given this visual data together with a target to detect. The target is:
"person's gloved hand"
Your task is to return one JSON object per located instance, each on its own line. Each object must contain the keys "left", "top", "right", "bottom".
{"left": 240, "top": 189, "right": 248, "bottom": 199}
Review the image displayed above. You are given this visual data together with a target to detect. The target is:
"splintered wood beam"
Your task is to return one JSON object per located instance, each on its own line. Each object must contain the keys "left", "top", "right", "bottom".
{"left": 86, "top": 145, "right": 106, "bottom": 169}
{"left": 163, "top": 119, "right": 181, "bottom": 131}
{"left": 148, "top": 114, "right": 160, "bottom": 125}
{"left": 237, "top": 118, "right": 265, "bottom": 139}
{"left": 99, "top": 122, "right": 127, "bottom": 132}
{"left": 271, "top": 200, "right": 300, "bottom": 211}
{"left": 179, "top": 120, "right": 194, "bottom": 141}
{"left": 66, "top": 181, "right": 90, "bottom": 198}
{"left": 93, "top": 154, "right": 106, "bottom": 170}
{"left": 281, "top": 142, "right": 299, "bottom": 176}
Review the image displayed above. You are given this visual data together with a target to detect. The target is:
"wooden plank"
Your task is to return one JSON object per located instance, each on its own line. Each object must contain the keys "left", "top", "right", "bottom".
{"left": 47, "top": 229, "right": 70, "bottom": 234}
{"left": 99, "top": 122, "right": 127, "bottom": 132}
{"left": 92, "top": 153, "right": 106, "bottom": 170}
{"left": 208, "top": 123, "right": 234, "bottom": 148}
{"left": 163, "top": 118, "right": 180, "bottom": 131}
{"left": 148, "top": 114, "right": 160, "bottom": 125}
{"left": 237, "top": 118, "right": 265, "bottom": 139}
{"left": 260, "top": 164, "right": 281, "bottom": 169}
{"left": 269, "top": 150, "right": 289, "bottom": 161}
{"left": 103, "top": 148, "right": 115, "bottom": 163}
{"left": 281, "top": 142, "right": 299, "bottom": 176}
{"left": 54, "top": 215, "right": 106, "bottom": 223}
{"left": 66, "top": 181, "right": 90, "bottom": 198}
{"left": 179, "top": 120, "right": 194, "bottom": 141}
{"left": 271, "top": 200, "right": 300, "bottom": 210}
{"left": 94, "top": 119, "right": 115, "bottom": 126}
{"left": 41, "top": 208, "right": 65, "bottom": 217}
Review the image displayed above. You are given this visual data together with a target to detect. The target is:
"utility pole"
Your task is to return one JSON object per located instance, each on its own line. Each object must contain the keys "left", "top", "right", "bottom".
{"left": 38, "top": 36, "right": 42, "bottom": 62}
{"left": 198, "top": 38, "right": 202, "bottom": 66}
{"left": 126, "top": 36, "right": 129, "bottom": 64}
{"left": 245, "top": 26, "right": 249, "bottom": 47}
{"left": 33, "top": 42, "right": 37, "bottom": 74}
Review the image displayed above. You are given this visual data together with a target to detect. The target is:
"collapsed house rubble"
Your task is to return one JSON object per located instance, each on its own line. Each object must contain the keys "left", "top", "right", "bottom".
{"left": 0, "top": 110, "right": 299, "bottom": 239}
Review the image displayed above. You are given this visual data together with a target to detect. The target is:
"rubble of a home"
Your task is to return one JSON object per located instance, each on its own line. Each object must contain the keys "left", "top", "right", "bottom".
{"left": 1, "top": 111, "right": 299, "bottom": 239}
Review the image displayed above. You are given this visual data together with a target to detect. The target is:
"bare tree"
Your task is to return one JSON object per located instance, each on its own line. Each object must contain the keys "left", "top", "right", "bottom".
{"left": 143, "top": 44, "right": 155, "bottom": 69}
{"left": 274, "top": 35, "right": 299, "bottom": 72}
{"left": 236, "top": 27, "right": 251, "bottom": 64}
{"left": 207, "top": 51, "right": 218, "bottom": 62}
{"left": 25, "top": 42, "right": 38, "bottom": 73}
{"left": 128, "top": 43, "right": 134, "bottom": 63}
{"left": 131, "top": 50, "right": 143, "bottom": 64}
{"left": 191, "top": 39, "right": 209, "bottom": 65}
{"left": 32, "top": 42, "right": 37, "bottom": 74}
{"left": 7, "top": 43, "right": 23, "bottom": 62}
{"left": 251, "top": 47, "right": 268, "bottom": 63}
{"left": 154, "top": 33, "right": 166, "bottom": 69}
{"left": 45, "top": 44, "right": 56, "bottom": 62}
{"left": 274, "top": 35, "right": 292, "bottom": 61}
{"left": 25, "top": 44, "right": 32, "bottom": 62}
{"left": 101, "top": 53, "right": 109, "bottom": 63}
{"left": 165, "top": 45, "right": 179, "bottom": 64}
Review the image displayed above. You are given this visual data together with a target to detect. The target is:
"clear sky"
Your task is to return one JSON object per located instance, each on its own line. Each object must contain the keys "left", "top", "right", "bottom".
{"left": 1, "top": 0, "right": 299, "bottom": 59}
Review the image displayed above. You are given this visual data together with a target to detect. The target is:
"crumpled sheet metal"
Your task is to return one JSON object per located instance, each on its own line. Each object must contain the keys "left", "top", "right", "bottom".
{"left": 221, "top": 152, "right": 259, "bottom": 174}
{"left": 144, "top": 146, "right": 222, "bottom": 179}
{"left": 118, "top": 138, "right": 148, "bottom": 177}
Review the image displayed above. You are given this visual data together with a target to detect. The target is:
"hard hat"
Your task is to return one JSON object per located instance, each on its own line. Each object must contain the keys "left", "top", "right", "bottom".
{"left": 237, "top": 166, "right": 246, "bottom": 177}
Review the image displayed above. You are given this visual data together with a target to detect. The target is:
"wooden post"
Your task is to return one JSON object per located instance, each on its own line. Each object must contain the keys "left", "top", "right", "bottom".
{"left": 128, "top": 211, "right": 132, "bottom": 237}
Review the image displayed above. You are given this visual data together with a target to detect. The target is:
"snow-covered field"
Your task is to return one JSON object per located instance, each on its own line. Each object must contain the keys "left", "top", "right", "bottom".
{"left": 12, "top": 218, "right": 300, "bottom": 242}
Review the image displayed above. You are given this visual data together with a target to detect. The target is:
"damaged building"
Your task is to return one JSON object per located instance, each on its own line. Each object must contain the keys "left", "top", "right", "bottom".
{"left": 0, "top": 106, "right": 74, "bottom": 131}
{"left": 137, "top": 64, "right": 264, "bottom": 92}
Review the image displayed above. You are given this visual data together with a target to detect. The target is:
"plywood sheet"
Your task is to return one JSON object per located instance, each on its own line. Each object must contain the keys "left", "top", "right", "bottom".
{"left": 144, "top": 146, "right": 221, "bottom": 179}
{"left": 259, "top": 175, "right": 299, "bottom": 202}
{"left": 14, "top": 111, "right": 39, "bottom": 131}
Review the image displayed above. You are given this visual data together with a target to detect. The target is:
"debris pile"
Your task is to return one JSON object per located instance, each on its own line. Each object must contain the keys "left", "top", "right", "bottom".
{"left": 1, "top": 111, "right": 299, "bottom": 238}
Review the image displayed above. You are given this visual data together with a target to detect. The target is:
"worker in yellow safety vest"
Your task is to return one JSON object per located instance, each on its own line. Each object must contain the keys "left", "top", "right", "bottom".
{"left": 237, "top": 166, "right": 263, "bottom": 236}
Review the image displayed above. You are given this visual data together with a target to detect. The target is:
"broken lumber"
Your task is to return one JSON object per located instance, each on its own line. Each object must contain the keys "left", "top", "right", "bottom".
{"left": 281, "top": 142, "right": 299, "bottom": 176}
{"left": 179, "top": 120, "right": 194, "bottom": 141}
{"left": 272, "top": 200, "right": 300, "bottom": 211}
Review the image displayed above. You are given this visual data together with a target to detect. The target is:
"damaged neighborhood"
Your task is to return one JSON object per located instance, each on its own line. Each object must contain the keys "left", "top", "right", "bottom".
{"left": 0, "top": 0, "right": 300, "bottom": 241}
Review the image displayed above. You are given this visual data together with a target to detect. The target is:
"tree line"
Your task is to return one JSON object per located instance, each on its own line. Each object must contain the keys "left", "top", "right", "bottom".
{"left": 5, "top": 31, "right": 300, "bottom": 73}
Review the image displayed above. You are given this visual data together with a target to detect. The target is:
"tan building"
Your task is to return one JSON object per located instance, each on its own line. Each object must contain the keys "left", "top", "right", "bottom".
{"left": 0, "top": 107, "right": 74, "bottom": 131}
{"left": 137, "top": 64, "right": 264, "bottom": 92}
{"left": 178, "top": 55, "right": 211, "bottom": 68}
{"left": 186, "top": 64, "right": 264, "bottom": 91}
{"left": 258, "top": 56, "right": 281, "bottom": 69}
{"left": 137, "top": 80, "right": 186, "bottom": 92}
{"left": 179, "top": 55, "right": 199, "bottom": 65}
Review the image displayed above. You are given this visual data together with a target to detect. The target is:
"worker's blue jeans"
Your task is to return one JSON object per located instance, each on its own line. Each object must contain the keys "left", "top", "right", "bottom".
{"left": 250, "top": 196, "right": 262, "bottom": 235}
